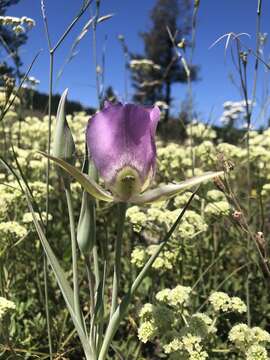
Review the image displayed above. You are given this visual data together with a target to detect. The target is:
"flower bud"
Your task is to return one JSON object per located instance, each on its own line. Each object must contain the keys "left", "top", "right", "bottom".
{"left": 77, "top": 155, "right": 97, "bottom": 254}
{"left": 52, "top": 89, "right": 75, "bottom": 182}
{"left": 77, "top": 190, "right": 95, "bottom": 254}
{"left": 232, "top": 210, "right": 242, "bottom": 221}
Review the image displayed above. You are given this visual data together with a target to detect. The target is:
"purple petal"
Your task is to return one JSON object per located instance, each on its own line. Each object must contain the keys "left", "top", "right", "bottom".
{"left": 86, "top": 103, "right": 160, "bottom": 197}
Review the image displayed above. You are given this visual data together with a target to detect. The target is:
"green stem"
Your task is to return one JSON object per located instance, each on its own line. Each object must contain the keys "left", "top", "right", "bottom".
{"left": 43, "top": 256, "right": 53, "bottom": 360}
{"left": 44, "top": 50, "right": 54, "bottom": 360}
{"left": 93, "top": 244, "right": 100, "bottom": 289}
{"left": 97, "top": 259, "right": 107, "bottom": 353}
{"left": 90, "top": 243, "right": 100, "bottom": 354}
{"left": 92, "top": 2, "right": 101, "bottom": 108}
{"left": 52, "top": 0, "right": 91, "bottom": 53}
{"left": 85, "top": 257, "right": 95, "bottom": 319}
{"left": 251, "top": 0, "right": 262, "bottom": 113}
{"left": 85, "top": 257, "right": 98, "bottom": 357}
{"left": 110, "top": 203, "right": 127, "bottom": 319}
{"left": 98, "top": 191, "right": 197, "bottom": 360}
{"left": 65, "top": 185, "right": 84, "bottom": 331}
{"left": 45, "top": 51, "right": 54, "bottom": 226}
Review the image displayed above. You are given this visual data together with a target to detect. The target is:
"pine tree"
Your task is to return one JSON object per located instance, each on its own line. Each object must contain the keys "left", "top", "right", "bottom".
{"left": 131, "top": 0, "right": 198, "bottom": 121}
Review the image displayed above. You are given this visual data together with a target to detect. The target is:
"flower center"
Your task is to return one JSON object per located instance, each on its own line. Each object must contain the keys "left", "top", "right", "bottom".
{"left": 112, "top": 166, "right": 142, "bottom": 202}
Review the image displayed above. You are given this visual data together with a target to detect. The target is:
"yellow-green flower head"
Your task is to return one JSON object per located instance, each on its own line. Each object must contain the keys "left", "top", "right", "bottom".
{"left": 186, "top": 121, "right": 216, "bottom": 141}
{"left": 156, "top": 288, "right": 171, "bottom": 303}
{"left": 23, "top": 212, "right": 52, "bottom": 224}
{"left": 131, "top": 246, "right": 147, "bottom": 268}
{"left": 230, "top": 323, "right": 270, "bottom": 351}
{"left": 126, "top": 206, "right": 147, "bottom": 232}
{"left": 0, "top": 198, "right": 8, "bottom": 220}
{"left": 246, "top": 345, "right": 268, "bottom": 360}
{"left": 156, "top": 285, "right": 191, "bottom": 307}
{"left": 229, "top": 323, "right": 250, "bottom": 346}
{"left": 217, "top": 143, "right": 245, "bottom": 159}
{"left": 138, "top": 320, "right": 158, "bottom": 343}
{"left": 139, "top": 303, "right": 155, "bottom": 321}
{"left": 209, "top": 292, "right": 246, "bottom": 313}
{"left": 181, "top": 334, "right": 208, "bottom": 359}
{"left": 206, "top": 190, "right": 226, "bottom": 202}
{"left": 168, "top": 285, "right": 192, "bottom": 307}
{"left": 261, "top": 184, "right": 270, "bottom": 197}
{"left": 250, "top": 327, "right": 270, "bottom": 344}
{"left": 230, "top": 297, "right": 247, "bottom": 314}
{"left": 0, "top": 297, "right": 15, "bottom": 320}
{"left": 146, "top": 245, "right": 178, "bottom": 270}
{"left": 163, "top": 338, "right": 183, "bottom": 354}
{"left": 204, "top": 201, "right": 230, "bottom": 217}
{"left": 174, "top": 192, "right": 200, "bottom": 208}
{"left": 0, "top": 221, "right": 27, "bottom": 240}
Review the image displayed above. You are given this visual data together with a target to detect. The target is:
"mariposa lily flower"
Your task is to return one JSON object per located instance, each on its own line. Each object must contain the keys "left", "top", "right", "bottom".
{"left": 86, "top": 101, "right": 160, "bottom": 201}
{"left": 41, "top": 92, "right": 223, "bottom": 204}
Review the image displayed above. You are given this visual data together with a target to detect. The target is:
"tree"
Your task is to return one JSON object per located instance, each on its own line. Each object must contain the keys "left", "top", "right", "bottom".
{"left": 131, "top": 0, "right": 198, "bottom": 121}
{"left": 102, "top": 86, "right": 118, "bottom": 105}
{"left": 0, "top": 0, "right": 28, "bottom": 82}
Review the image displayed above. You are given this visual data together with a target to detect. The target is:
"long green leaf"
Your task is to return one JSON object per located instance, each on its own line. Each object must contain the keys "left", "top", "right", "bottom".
{"left": 24, "top": 189, "right": 93, "bottom": 358}
{"left": 130, "top": 171, "right": 223, "bottom": 204}
{"left": 39, "top": 151, "right": 113, "bottom": 202}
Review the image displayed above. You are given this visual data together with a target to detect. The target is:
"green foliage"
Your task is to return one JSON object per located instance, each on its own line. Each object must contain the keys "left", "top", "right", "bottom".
{"left": 1, "top": 109, "right": 270, "bottom": 358}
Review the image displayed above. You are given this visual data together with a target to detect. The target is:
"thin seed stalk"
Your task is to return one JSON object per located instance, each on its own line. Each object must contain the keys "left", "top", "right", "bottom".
{"left": 43, "top": 257, "right": 53, "bottom": 360}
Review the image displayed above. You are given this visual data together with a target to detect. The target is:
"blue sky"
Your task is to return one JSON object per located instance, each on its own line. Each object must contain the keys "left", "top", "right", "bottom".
{"left": 5, "top": 0, "right": 270, "bottom": 127}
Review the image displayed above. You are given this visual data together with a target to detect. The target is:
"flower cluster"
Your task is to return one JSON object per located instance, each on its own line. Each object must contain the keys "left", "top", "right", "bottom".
{"left": 246, "top": 345, "right": 268, "bottom": 360}
{"left": 129, "top": 202, "right": 208, "bottom": 272}
{"left": 22, "top": 212, "right": 52, "bottom": 224}
{"left": 0, "top": 221, "right": 27, "bottom": 240}
{"left": 130, "top": 59, "right": 161, "bottom": 71}
{"left": 137, "top": 285, "right": 218, "bottom": 359}
{"left": 220, "top": 100, "right": 252, "bottom": 125}
{"left": 0, "top": 297, "right": 16, "bottom": 320}
{"left": 186, "top": 121, "right": 217, "bottom": 142}
{"left": 137, "top": 287, "right": 270, "bottom": 359}
{"left": 156, "top": 285, "right": 192, "bottom": 306}
{"left": 209, "top": 292, "right": 247, "bottom": 313}
{"left": 0, "top": 15, "right": 35, "bottom": 34}
{"left": 128, "top": 203, "right": 207, "bottom": 239}
{"left": 229, "top": 323, "right": 270, "bottom": 359}
{"left": 204, "top": 200, "right": 230, "bottom": 217}
{"left": 164, "top": 334, "right": 208, "bottom": 359}
{"left": 131, "top": 244, "right": 179, "bottom": 271}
